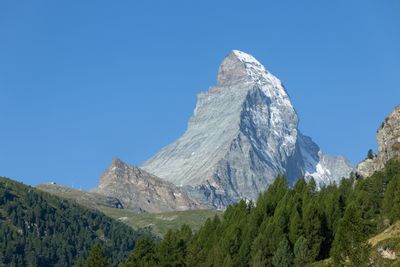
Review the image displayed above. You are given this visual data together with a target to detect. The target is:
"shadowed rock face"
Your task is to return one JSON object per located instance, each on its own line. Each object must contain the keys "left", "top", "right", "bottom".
{"left": 357, "top": 106, "right": 400, "bottom": 177}
{"left": 95, "top": 158, "right": 202, "bottom": 213}
{"left": 142, "top": 50, "right": 353, "bottom": 208}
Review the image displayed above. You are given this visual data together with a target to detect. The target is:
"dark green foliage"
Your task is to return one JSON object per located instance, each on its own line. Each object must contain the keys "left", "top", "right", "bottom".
{"left": 74, "top": 257, "right": 85, "bottom": 267}
{"left": 7, "top": 158, "right": 400, "bottom": 267}
{"left": 121, "top": 225, "right": 192, "bottom": 267}
{"left": 293, "top": 236, "right": 312, "bottom": 267}
{"left": 0, "top": 177, "right": 148, "bottom": 267}
{"left": 272, "top": 237, "right": 293, "bottom": 267}
{"left": 383, "top": 161, "right": 400, "bottom": 223}
{"left": 331, "top": 203, "right": 371, "bottom": 266}
{"left": 156, "top": 227, "right": 188, "bottom": 266}
{"left": 302, "top": 202, "right": 323, "bottom": 260}
{"left": 85, "top": 244, "right": 109, "bottom": 267}
{"left": 186, "top": 215, "right": 221, "bottom": 266}
{"left": 124, "top": 237, "right": 158, "bottom": 267}
{"left": 367, "top": 149, "right": 375, "bottom": 160}
{"left": 122, "top": 160, "right": 400, "bottom": 266}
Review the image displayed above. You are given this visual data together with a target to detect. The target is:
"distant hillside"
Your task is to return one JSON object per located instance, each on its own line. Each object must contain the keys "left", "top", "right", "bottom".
{"left": 101, "top": 207, "right": 221, "bottom": 237}
{"left": 0, "top": 177, "right": 149, "bottom": 267}
{"left": 37, "top": 183, "right": 127, "bottom": 211}
{"left": 37, "top": 182, "right": 220, "bottom": 236}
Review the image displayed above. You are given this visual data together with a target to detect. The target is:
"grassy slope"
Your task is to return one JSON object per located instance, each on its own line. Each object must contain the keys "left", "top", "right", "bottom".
{"left": 368, "top": 221, "right": 400, "bottom": 266}
{"left": 36, "top": 184, "right": 221, "bottom": 236}
{"left": 310, "top": 259, "right": 332, "bottom": 267}
{"left": 369, "top": 221, "right": 400, "bottom": 247}
{"left": 311, "top": 221, "right": 400, "bottom": 266}
{"left": 101, "top": 207, "right": 221, "bottom": 236}
{"left": 37, "top": 183, "right": 122, "bottom": 210}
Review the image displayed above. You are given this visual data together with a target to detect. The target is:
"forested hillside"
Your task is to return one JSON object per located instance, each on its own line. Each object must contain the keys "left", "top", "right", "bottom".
{"left": 0, "top": 177, "right": 150, "bottom": 267}
{"left": 3, "top": 159, "right": 400, "bottom": 266}
{"left": 118, "top": 159, "right": 400, "bottom": 266}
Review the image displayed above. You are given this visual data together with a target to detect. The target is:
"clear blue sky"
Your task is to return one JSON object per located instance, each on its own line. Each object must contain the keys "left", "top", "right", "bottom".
{"left": 1, "top": 1, "right": 399, "bottom": 189}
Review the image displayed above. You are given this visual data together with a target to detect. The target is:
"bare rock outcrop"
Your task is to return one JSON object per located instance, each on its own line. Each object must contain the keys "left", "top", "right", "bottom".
{"left": 94, "top": 158, "right": 202, "bottom": 213}
{"left": 357, "top": 106, "right": 400, "bottom": 177}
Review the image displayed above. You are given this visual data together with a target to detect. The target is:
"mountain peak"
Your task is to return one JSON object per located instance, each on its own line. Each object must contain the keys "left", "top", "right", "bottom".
{"left": 231, "top": 50, "right": 265, "bottom": 69}
{"left": 143, "top": 50, "right": 353, "bottom": 208}
{"left": 217, "top": 50, "right": 267, "bottom": 86}
{"left": 96, "top": 158, "right": 202, "bottom": 212}
{"left": 111, "top": 157, "right": 125, "bottom": 167}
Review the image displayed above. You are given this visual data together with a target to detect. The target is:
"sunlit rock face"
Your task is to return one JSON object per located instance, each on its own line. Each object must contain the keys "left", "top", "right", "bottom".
{"left": 357, "top": 106, "right": 400, "bottom": 177}
{"left": 95, "top": 158, "right": 202, "bottom": 213}
{"left": 143, "top": 50, "right": 353, "bottom": 208}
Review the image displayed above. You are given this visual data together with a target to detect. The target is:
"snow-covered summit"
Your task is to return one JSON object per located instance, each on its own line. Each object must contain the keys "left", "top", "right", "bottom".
{"left": 231, "top": 50, "right": 267, "bottom": 72}
{"left": 217, "top": 50, "right": 289, "bottom": 100}
{"left": 217, "top": 50, "right": 270, "bottom": 85}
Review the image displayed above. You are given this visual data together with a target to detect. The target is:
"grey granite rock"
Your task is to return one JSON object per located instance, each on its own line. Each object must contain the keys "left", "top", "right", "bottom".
{"left": 142, "top": 50, "right": 353, "bottom": 208}
{"left": 357, "top": 106, "right": 400, "bottom": 177}
{"left": 94, "top": 158, "right": 202, "bottom": 213}
{"left": 376, "top": 106, "right": 400, "bottom": 168}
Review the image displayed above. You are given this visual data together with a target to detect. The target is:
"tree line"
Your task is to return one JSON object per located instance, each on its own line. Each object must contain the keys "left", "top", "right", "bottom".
{"left": 102, "top": 158, "right": 399, "bottom": 267}
{"left": 2, "top": 158, "right": 400, "bottom": 266}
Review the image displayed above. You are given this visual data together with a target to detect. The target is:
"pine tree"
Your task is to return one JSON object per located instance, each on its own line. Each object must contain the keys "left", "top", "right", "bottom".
{"left": 293, "top": 236, "right": 312, "bottom": 267}
{"left": 383, "top": 174, "right": 400, "bottom": 223}
{"left": 157, "top": 229, "right": 188, "bottom": 266}
{"left": 272, "top": 237, "right": 293, "bottom": 267}
{"left": 250, "top": 219, "right": 274, "bottom": 267}
{"left": 85, "top": 244, "right": 109, "bottom": 267}
{"left": 186, "top": 215, "right": 221, "bottom": 266}
{"left": 124, "top": 237, "right": 157, "bottom": 267}
{"left": 302, "top": 203, "right": 322, "bottom": 260}
{"left": 331, "top": 203, "right": 370, "bottom": 266}
{"left": 74, "top": 257, "right": 85, "bottom": 267}
{"left": 237, "top": 206, "right": 261, "bottom": 266}
{"left": 367, "top": 149, "right": 375, "bottom": 160}
{"left": 288, "top": 208, "right": 303, "bottom": 245}
{"left": 262, "top": 175, "right": 289, "bottom": 217}
{"left": 251, "top": 249, "right": 269, "bottom": 267}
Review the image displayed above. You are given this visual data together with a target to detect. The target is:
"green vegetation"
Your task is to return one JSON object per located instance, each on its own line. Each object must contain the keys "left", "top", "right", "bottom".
{"left": 100, "top": 207, "right": 221, "bottom": 237}
{"left": 368, "top": 219, "right": 400, "bottom": 266}
{"left": 85, "top": 244, "right": 109, "bottom": 267}
{"left": 116, "top": 159, "right": 400, "bottom": 266}
{"left": 272, "top": 237, "right": 293, "bottom": 267}
{"left": 37, "top": 184, "right": 221, "bottom": 237}
{"left": 0, "top": 177, "right": 150, "bottom": 267}
{"left": 124, "top": 236, "right": 158, "bottom": 267}
{"left": 4, "top": 159, "right": 400, "bottom": 266}
{"left": 36, "top": 183, "right": 123, "bottom": 211}
{"left": 368, "top": 149, "right": 375, "bottom": 159}
{"left": 331, "top": 203, "right": 370, "bottom": 266}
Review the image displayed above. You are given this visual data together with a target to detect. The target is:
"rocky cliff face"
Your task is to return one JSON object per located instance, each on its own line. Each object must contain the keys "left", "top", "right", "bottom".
{"left": 94, "top": 158, "right": 201, "bottom": 213}
{"left": 142, "top": 50, "right": 353, "bottom": 208}
{"left": 357, "top": 106, "right": 400, "bottom": 177}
